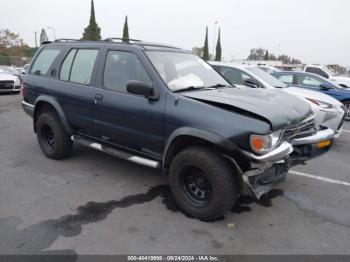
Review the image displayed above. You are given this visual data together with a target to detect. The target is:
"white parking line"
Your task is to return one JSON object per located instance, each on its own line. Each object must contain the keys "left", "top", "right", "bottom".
{"left": 289, "top": 170, "right": 350, "bottom": 187}
{"left": 343, "top": 130, "right": 350, "bottom": 133}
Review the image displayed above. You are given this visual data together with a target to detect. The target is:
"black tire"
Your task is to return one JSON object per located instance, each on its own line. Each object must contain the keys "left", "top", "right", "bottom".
{"left": 36, "top": 111, "right": 73, "bottom": 159}
{"left": 169, "top": 146, "right": 238, "bottom": 221}
{"left": 343, "top": 101, "right": 350, "bottom": 120}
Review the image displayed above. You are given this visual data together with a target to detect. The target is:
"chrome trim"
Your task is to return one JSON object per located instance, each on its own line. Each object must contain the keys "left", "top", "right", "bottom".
{"left": 129, "top": 156, "right": 160, "bottom": 169}
{"left": 291, "top": 128, "right": 334, "bottom": 146}
{"left": 71, "top": 135, "right": 161, "bottom": 169}
{"left": 241, "top": 142, "right": 293, "bottom": 163}
{"left": 21, "top": 101, "right": 34, "bottom": 108}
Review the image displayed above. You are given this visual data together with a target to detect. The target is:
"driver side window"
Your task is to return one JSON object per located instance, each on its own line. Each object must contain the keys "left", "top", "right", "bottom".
{"left": 297, "top": 75, "right": 323, "bottom": 89}
{"left": 103, "top": 51, "right": 152, "bottom": 93}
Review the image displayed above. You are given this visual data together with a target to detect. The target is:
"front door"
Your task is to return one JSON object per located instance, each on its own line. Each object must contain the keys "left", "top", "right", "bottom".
{"left": 91, "top": 49, "right": 165, "bottom": 160}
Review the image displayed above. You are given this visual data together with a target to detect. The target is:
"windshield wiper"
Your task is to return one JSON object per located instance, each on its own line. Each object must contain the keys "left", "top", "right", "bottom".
{"left": 206, "top": 83, "right": 234, "bottom": 88}
{"left": 173, "top": 86, "right": 206, "bottom": 93}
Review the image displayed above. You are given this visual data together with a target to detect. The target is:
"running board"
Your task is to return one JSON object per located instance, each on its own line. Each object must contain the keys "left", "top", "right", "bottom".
{"left": 71, "top": 135, "right": 161, "bottom": 169}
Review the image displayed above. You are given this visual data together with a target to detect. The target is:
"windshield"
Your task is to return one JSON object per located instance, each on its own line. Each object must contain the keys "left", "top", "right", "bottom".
{"left": 246, "top": 67, "right": 288, "bottom": 88}
{"left": 146, "top": 51, "right": 229, "bottom": 91}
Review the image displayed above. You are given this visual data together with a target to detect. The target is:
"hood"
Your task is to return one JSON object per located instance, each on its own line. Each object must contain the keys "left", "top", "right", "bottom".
{"left": 332, "top": 76, "right": 350, "bottom": 86}
{"left": 182, "top": 86, "right": 312, "bottom": 130}
{"left": 0, "top": 73, "right": 18, "bottom": 82}
{"left": 284, "top": 86, "right": 342, "bottom": 106}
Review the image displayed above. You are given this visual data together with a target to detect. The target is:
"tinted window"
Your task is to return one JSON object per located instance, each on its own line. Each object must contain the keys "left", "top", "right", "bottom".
{"left": 60, "top": 49, "right": 77, "bottom": 81}
{"left": 103, "top": 51, "right": 152, "bottom": 93}
{"left": 277, "top": 74, "right": 294, "bottom": 84}
{"left": 305, "top": 67, "right": 329, "bottom": 78}
{"left": 69, "top": 49, "right": 98, "bottom": 85}
{"left": 31, "top": 48, "right": 61, "bottom": 76}
{"left": 216, "top": 67, "right": 251, "bottom": 85}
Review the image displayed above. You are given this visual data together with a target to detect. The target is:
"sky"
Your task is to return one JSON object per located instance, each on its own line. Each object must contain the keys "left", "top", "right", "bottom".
{"left": 1, "top": 0, "right": 350, "bottom": 66}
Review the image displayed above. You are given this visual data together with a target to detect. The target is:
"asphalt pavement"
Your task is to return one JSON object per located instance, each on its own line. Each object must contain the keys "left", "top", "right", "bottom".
{"left": 0, "top": 93, "right": 349, "bottom": 256}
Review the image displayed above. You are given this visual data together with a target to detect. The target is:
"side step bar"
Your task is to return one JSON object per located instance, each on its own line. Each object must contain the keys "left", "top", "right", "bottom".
{"left": 71, "top": 135, "right": 161, "bottom": 169}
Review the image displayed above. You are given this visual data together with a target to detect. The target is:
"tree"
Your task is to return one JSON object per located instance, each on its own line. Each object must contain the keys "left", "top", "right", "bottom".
{"left": 247, "top": 48, "right": 265, "bottom": 60}
{"left": 82, "top": 0, "right": 101, "bottom": 41}
{"left": 0, "top": 29, "right": 23, "bottom": 48}
{"left": 264, "top": 50, "right": 269, "bottom": 60}
{"left": 122, "top": 16, "right": 130, "bottom": 42}
{"left": 215, "top": 28, "right": 222, "bottom": 61}
{"left": 202, "top": 27, "right": 209, "bottom": 61}
{"left": 40, "top": 29, "right": 49, "bottom": 44}
{"left": 192, "top": 46, "right": 204, "bottom": 57}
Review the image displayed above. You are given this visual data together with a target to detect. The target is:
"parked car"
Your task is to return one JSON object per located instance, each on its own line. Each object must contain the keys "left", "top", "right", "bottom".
{"left": 210, "top": 62, "right": 345, "bottom": 137}
{"left": 304, "top": 65, "right": 350, "bottom": 88}
{"left": 0, "top": 69, "right": 21, "bottom": 93}
{"left": 258, "top": 65, "right": 282, "bottom": 74}
{"left": 0, "top": 65, "right": 21, "bottom": 77}
{"left": 272, "top": 71, "right": 350, "bottom": 120}
{"left": 21, "top": 39, "right": 333, "bottom": 221}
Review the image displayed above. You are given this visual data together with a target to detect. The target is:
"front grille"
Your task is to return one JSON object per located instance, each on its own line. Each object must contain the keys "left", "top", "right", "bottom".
{"left": 282, "top": 116, "right": 316, "bottom": 142}
{"left": 0, "top": 80, "right": 14, "bottom": 90}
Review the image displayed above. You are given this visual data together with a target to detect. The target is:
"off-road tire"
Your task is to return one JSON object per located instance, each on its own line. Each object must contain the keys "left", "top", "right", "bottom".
{"left": 36, "top": 111, "right": 73, "bottom": 159}
{"left": 169, "top": 146, "right": 238, "bottom": 221}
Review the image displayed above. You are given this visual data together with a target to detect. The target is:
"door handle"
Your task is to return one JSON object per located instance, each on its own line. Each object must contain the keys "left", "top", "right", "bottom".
{"left": 94, "top": 94, "right": 104, "bottom": 104}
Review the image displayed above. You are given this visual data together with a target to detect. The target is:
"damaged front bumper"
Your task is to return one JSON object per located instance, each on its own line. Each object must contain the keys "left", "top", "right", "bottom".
{"left": 238, "top": 142, "right": 293, "bottom": 198}
{"left": 236, "top": 128, "right": 335, "bottom": 198}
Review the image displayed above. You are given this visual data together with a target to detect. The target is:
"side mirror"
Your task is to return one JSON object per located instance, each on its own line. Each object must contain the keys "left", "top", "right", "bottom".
{"left": 243, "top": 78, "right": 260, "bottom": 88}
{"left": 320, "top": 82, "right": 332, "bottom": 90}
{"left": 127, "top": 80, "right": 157, "bottom": 99}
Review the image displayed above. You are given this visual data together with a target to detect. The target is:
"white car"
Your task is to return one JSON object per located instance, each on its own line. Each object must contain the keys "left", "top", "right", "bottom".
{"left": 0, "top": 69, "right": 21, "bottom": 93}
{"left": 210, "top": 62, "right": 345, "bottom": 138}
{"left": 304, "top": 65, "right": 350, "bottom": 88}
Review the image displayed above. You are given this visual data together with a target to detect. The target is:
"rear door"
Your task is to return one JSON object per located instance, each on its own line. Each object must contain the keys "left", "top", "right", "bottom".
{"left": 50, "top": 47, "right": 100, "bottom": 135}
{"left": 91, "top": 47, "right": 165, "bottom": 160}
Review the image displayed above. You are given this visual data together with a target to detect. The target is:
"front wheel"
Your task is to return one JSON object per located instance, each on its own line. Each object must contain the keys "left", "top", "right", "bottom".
{"left": 169, "top": 146, "right": 238, "bottom": 221}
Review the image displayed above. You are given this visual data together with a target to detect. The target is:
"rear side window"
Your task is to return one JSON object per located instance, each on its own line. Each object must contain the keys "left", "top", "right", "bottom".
{"left": 60, "top": 49, "right": 77, "bottom": 81}
{"left": 59, "top": 49, "right": 98, "bottom": 85}
{"left": 31, "top": 48, "right": 61, "bottom": 76}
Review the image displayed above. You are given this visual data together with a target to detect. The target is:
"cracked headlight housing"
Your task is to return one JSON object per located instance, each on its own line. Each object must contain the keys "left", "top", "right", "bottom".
{"left": 250, "top": 130, "right": 282, "bottom": 154}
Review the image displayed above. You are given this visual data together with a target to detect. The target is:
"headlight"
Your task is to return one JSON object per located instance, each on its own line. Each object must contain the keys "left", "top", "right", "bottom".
{"left": 250, "top": 130, "right": 281, "bottom": 154}
{"left": 306, "top": 98, "right": 332, "bottom": 109}
{"left": 14, "top": 77, "right": 20, "bottom": 86}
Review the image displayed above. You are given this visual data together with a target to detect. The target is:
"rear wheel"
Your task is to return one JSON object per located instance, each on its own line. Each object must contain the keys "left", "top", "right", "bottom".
{"left": 36, "top": 111, "right": 73, "bottom": 159}
{"left": 169, "top": 146, "right": 238, "bottom": 221}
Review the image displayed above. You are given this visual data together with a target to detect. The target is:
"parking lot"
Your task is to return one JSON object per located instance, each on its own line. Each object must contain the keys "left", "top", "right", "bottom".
{"left": 0, "top": 93, "right": 349, "bottom": 256}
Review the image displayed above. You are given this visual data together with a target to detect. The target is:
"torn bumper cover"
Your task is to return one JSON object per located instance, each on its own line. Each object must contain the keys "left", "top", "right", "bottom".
{"left": 237, "top": 128, "right": 335, "bottom": 198}
{"left": 239, "top": 142, "right": 293, "bottom": 198}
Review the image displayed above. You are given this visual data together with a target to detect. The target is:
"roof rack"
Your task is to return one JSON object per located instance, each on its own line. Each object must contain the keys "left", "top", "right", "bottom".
{"left": 41, "top": 41, "right": 52, "bottom": 45}
{"left": 105, "top": 37, "right": 142, "bottom": 43}
{"left": 54, "top": 38, "right": 81, "bottom": 42}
